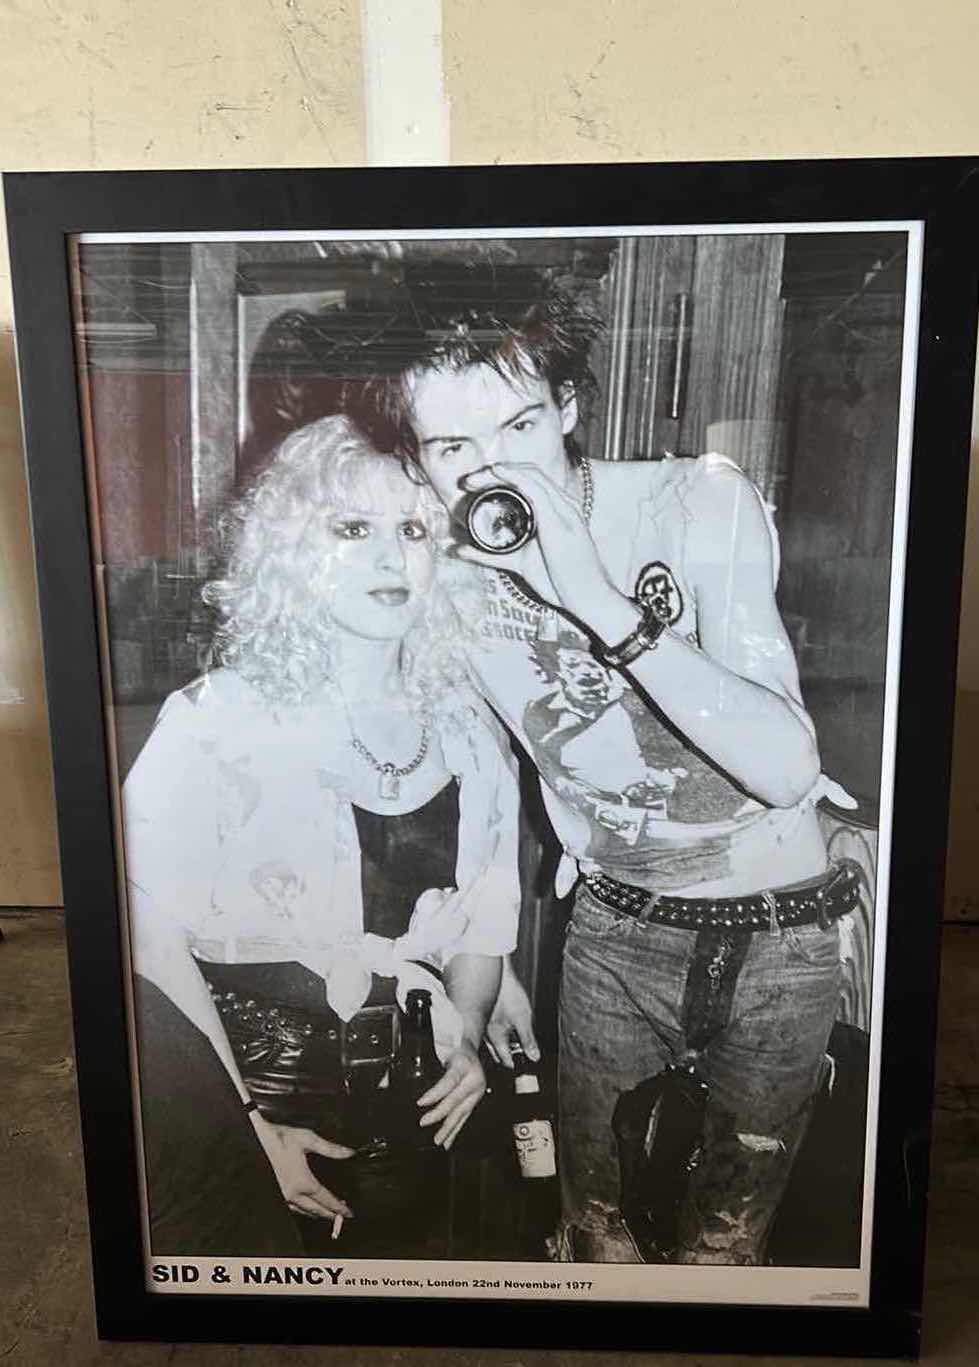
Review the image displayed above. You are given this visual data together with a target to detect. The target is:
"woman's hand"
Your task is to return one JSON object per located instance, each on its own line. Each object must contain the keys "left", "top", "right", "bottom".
{"left": 417, "top": 1041, "right": 486, "bottom": 1150}
{"left": 250, "top": 1112, "right": 355, "bottom": 1220}
{"left": 486, "top": 958, "right": 539, "bottom": 1069}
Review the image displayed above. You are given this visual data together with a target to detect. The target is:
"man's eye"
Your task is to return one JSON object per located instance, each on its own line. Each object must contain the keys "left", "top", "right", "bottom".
{"left": 438, "top": 442, "right": 464, "bottom": 458}
{"left": 509, "top": 418, "right": 535, "bottom": 433}
{"left": 335, "top": 520, "right": 370, "bottom": 539}
{"left": 400, "top": 520, "right": 428, "bottom": 541}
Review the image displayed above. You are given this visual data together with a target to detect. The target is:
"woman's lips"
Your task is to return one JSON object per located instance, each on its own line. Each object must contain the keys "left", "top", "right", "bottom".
{"left": 369, "top": 587, "right": 410, "bottom": 607}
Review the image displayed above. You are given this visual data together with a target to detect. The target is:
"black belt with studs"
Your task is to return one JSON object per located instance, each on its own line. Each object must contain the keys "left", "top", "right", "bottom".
{"left": 581, "top": 859, "right": 863, "bottom": 933}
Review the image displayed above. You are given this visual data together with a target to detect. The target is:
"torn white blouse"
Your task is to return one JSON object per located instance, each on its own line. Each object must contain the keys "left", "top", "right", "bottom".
{"left": 122, "top": 668, "right": 521, "bottom": 1051}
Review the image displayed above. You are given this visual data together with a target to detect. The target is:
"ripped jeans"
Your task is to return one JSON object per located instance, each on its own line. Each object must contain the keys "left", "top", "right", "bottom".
{"left": 557, "top": 884, "right": 842, "bottom": 1265}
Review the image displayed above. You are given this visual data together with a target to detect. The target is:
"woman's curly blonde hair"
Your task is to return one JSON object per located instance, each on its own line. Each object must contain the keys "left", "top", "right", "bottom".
{"left": 204, "top": 414, "right": 479, "bottom": 707}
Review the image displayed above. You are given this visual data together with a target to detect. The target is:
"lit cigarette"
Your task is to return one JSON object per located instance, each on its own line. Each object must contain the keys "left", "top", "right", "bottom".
{"left": 331, "top": 1214, "right": 344, "bottom": 1241}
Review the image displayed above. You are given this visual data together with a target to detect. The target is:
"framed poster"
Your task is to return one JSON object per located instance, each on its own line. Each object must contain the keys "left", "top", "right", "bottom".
{"left": 5, "top": 159, "right": 977, "bottom": 1358}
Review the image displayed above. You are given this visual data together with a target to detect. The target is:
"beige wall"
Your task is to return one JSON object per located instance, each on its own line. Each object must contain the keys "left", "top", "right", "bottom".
{"left": 444, "top": 0, "right": 979, "bottom": 163}
{"left": 0, "top": 0, "right": 977, "bottom": 905}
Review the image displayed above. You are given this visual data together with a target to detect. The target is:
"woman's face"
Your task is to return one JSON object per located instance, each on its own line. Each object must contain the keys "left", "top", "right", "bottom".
{"left": 312, "top": 460, "right": 438, "bottom": 642}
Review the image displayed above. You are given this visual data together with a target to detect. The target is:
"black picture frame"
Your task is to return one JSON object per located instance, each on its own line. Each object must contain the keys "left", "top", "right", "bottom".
{"left": 4, "top": 158, "right": 977, "bottom": 1358}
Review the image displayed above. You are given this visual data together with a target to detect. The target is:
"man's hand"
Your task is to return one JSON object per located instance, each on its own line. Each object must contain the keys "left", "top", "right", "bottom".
{"left": 416, "top": 1041, "right": 486, "bottom": 1150}
{"left": 250, "top": 1113, "right": 354, "bottom": 1220}
{"left": 454, "top": 463, "right": 628, "bottom": 632}
{"left": 486, "top": 958, "right": 539, "bottom": 1069}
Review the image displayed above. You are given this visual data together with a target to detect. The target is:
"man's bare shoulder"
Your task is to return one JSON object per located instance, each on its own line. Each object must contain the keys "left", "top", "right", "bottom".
{"left": 598, "top": 452, "right": 760, "bottom": 528}
{"left": 590, "top": 454, "right": 749, "bottom": 529}
{"left": 589, "top": 455, "right": 677, "bottom": 508}
{"left": 680, "top": 457, "right": 776, "bottom": 574}
{"left": 590, "top": 454, "right": 774, "bottom": 574}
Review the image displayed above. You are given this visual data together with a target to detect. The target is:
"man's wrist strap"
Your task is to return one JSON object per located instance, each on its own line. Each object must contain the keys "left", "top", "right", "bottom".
{"left": 597, "top": 602, "right": 665, "bottom": 669}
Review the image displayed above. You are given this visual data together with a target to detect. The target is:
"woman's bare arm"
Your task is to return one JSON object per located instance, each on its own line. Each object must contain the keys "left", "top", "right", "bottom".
{"left": 132, "top": 905, "right": 353, "bottom": 1220}
{"left": 418, "top": 952, "right": 501, "bottom": 1149}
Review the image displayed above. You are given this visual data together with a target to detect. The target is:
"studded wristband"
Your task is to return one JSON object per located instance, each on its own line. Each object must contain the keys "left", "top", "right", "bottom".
{"left": 597, "top": 602, "right": 666, "bottom": 669}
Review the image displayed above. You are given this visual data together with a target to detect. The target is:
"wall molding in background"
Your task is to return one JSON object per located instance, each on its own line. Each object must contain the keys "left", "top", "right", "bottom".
{"left": 360, "top": 0, "right": 450, "bottom": 166}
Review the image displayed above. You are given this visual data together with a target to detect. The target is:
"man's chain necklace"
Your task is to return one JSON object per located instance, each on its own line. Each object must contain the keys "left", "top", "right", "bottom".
{"left": 498, "top": 455, "right": 594, "bottom": 621}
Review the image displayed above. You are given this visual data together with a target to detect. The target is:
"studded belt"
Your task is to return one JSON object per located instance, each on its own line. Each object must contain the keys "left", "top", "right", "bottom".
{"left": 207, "top": 987, "right": 399, "bottom": 1114}
{"left": 581, "top": 859, "right": 863, "bottom": 933}
{"left": 210, "top": 990, "right": 397, "bottom": 1063}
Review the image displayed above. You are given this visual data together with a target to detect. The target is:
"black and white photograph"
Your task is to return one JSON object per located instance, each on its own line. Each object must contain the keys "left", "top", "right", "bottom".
{"left": 70, "top": 220, "right": 917, "bottom": 1301}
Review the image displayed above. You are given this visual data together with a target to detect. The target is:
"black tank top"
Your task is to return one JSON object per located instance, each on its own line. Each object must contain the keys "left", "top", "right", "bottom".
{"left": 353, "top": 779, "right": 460, "bottom": 940}
{"left": 199, "top": 780, "right": 461, "bottom": 1012}
{"left": 353, "top": 779, "right": 460, "bottom": 1005}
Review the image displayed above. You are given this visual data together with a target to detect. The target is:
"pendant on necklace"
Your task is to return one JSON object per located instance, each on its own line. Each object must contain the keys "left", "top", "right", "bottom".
{"left": 378, "top": 764, "right": 400, "bottom": 801}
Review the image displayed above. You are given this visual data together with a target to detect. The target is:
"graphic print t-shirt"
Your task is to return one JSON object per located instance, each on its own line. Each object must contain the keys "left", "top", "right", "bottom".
{"left": 466, "top": 456, "right": 814, "bottom": 894}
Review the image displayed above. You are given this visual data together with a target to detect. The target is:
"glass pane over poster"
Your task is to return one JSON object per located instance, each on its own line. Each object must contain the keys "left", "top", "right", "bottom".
{"left": 71, "top": 220, "right": 921, "bottom": 1309}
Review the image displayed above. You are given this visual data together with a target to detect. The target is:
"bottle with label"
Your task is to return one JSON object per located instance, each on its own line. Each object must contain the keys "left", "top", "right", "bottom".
{"left": 389, "top": 988, "right": 443, "bottom": 1148}
{"left": 511, "top": 1042, "right": 557, "bottom": 1179}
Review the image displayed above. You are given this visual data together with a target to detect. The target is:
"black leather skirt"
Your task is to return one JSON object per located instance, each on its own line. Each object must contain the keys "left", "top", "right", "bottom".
{"left": 197, "top": 959, "right": 400, "bottom": 1139}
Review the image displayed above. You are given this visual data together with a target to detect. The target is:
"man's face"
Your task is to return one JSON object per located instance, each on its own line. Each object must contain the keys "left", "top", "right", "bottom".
{"left": 557, "top": 649, "right": 619, "bottom": 713}
{"left": 408, "top": 363, "right": 578, "bottom": 522}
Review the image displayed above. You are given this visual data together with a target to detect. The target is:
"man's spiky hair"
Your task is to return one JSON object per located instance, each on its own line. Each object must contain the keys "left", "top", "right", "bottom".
{"left": 346, "top": 258, "right": 603, "bottom": 462}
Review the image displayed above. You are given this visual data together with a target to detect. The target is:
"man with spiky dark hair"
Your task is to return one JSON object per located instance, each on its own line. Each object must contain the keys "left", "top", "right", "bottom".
{"left": 351, "top": 257, "right": 858, "bottom": 1265}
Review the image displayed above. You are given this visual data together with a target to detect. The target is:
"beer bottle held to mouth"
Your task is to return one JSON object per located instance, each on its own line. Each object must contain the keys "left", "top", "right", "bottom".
{"left": 511, "top": 1041, "right": 557, "bottom": 1179}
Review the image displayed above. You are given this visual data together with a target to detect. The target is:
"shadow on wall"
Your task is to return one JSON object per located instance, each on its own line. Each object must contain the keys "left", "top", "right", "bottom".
{"left": 0, "top": 326, "right": 61, "bottom": 905}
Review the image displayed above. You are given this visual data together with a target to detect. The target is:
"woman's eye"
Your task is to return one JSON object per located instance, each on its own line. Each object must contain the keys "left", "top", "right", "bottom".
{"left": 400, "top": 520, "right": 428, "bottom": 541}
{"left": 438, "top": 441, "right": 464, "bottom": 459}
{"left": 509, "top": 418, "right": 534, "bottom": 434}
{"left": 335, "top": 520, "right": 370, "bottom": 540}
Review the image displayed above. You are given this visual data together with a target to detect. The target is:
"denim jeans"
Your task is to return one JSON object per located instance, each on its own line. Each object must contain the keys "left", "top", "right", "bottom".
{"left": 557, "top": 884, "right": 842, "bottom": 1265}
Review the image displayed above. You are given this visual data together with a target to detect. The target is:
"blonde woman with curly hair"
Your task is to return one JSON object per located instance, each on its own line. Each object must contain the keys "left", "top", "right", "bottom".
{"left": 123, "top": 415, "right": 520, "bottom": 1258}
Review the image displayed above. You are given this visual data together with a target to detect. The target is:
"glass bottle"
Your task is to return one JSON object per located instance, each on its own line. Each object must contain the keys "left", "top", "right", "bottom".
{"left": 511, "top": 1042, "right": 557, "bottom": 1179}
{"left": 390, "top": 988, "right": 442, "bottom": 1147}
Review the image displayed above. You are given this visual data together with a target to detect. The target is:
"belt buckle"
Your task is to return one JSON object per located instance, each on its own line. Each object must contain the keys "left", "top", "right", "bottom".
{"left": 636, "top": 890, "right": 659, "bottom": 923}
{"left": 341, "top": 1005, "right": 397, "bottom": 1078}
{"left": 761, "top": 889, "right": 779, "bottom": 935}
{"left": 816, "top": 896, "right": 832, "bottom": 932}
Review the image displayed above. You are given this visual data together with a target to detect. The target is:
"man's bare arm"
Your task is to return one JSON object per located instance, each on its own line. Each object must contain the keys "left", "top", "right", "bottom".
{"left": 458, "top": 461, "right": 819, "bottom": 808}
{"left": 582, "top": 469, "right": 819, "bottom": 806}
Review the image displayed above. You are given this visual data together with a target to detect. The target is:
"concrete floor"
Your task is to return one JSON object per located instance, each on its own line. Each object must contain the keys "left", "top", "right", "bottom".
{"left": 1, "top": 912, "right": 976, "bottom": 1367}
